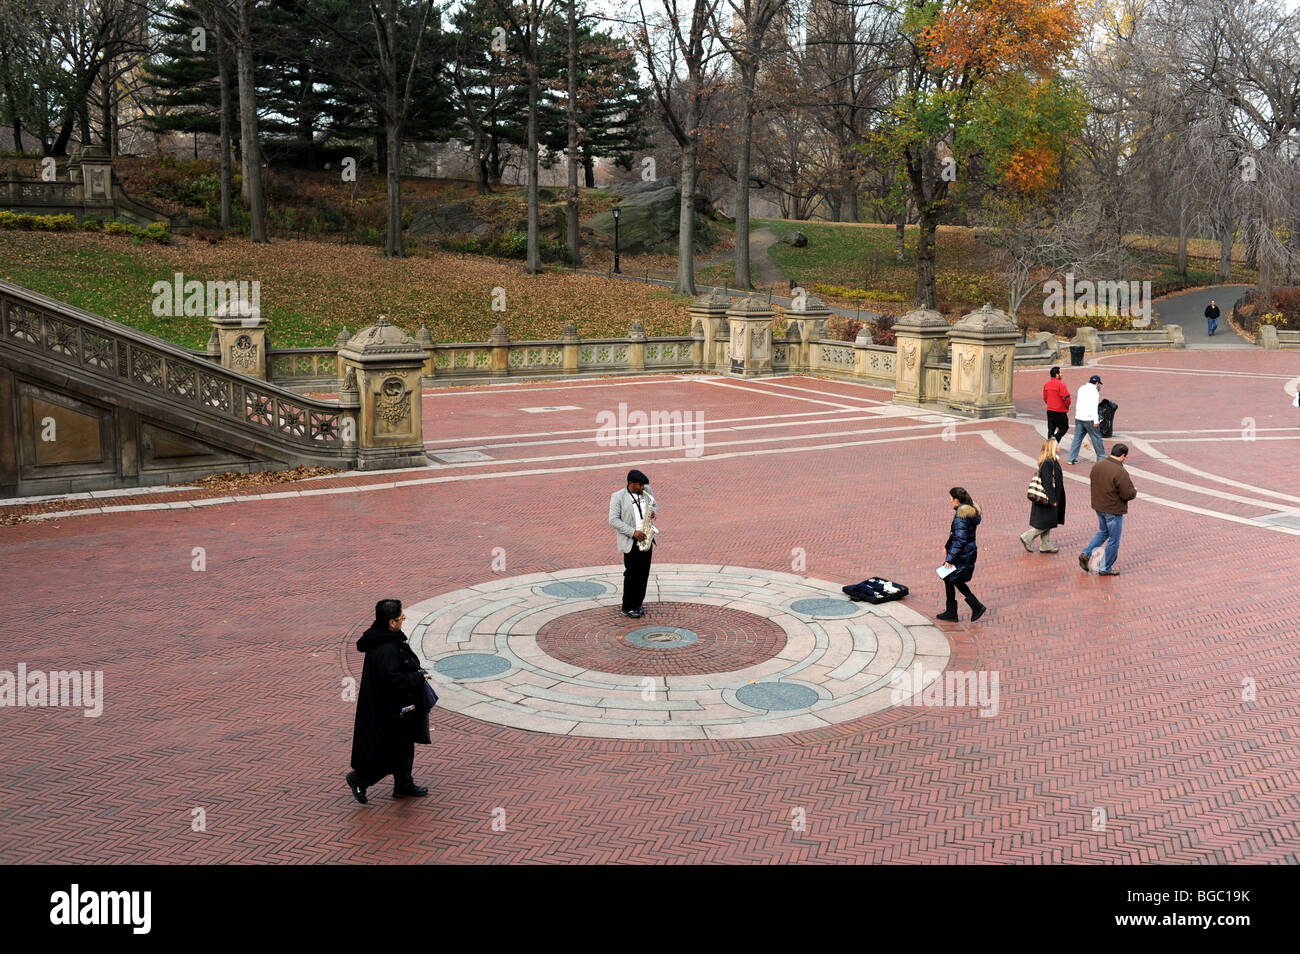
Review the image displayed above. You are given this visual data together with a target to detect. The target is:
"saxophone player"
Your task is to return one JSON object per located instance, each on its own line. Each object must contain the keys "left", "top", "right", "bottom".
{"left": 609, "top": 469, "right": 658, "bottom": 619}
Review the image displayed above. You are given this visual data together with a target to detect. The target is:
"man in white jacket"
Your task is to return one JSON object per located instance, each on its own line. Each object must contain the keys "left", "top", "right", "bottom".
{"left": 1067, "top": 374, "right": 1107, "bottom": 465}
{"left": 609, "top": 469, "right": 658, "bottom": 619}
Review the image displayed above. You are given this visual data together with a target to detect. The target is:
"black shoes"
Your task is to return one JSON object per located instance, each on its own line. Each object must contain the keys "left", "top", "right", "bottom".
{"left": 967, "top": 598, "right": 988, "bottom": 622}
{"left": 393, "top": 783, "right": 428, "bottom": 798}
{"left": 345, "top": 771, "right": 367, "bottom": 804}
{"left": 1078, "top": 552, "right": 1090, "bottom": 572}
{"left": 620, "top": 608, "right": 643, "bottom": 619}
{"left": 935, "top": 604, "right": 959, "bottom": 622}
{"left": 1099, "top": 569, "right": 1121, "bottom": 576}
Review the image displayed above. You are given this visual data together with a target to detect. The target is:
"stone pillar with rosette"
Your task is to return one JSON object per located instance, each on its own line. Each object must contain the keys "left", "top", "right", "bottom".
{"left": 725, "top": 296, "right": 775, "bottom": 377}
{"left": 891, "top": 308, "right": 950, "bottom": 407}
{"left": 688, "top": 288, "right": 731, "bottom": 372}
{"left": 785, "top": 292, "right": 831, "bottom": 373}
{"left": 945, "top": 303, "right": 1020, "bottom": 419}
{"left": 337, "top": 316, "right": 428, "bottom": 470}
{"left": 209, "top": 300, "right": 268, "bottom": 380}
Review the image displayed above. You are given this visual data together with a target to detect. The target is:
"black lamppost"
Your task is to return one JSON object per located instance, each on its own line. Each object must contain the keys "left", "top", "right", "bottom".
{"left": 612, "top": 205, "right": 621, "bottom": 274}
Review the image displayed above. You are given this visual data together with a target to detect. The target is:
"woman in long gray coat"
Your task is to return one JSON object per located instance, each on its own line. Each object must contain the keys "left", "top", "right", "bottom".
{"left": 1021, "top": 438, "right": 1066, "bottom": 553}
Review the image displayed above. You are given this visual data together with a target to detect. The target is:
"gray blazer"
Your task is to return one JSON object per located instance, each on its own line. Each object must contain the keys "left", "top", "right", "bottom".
{"left": 609, "top": 487, "right": 659, "bottom": 554}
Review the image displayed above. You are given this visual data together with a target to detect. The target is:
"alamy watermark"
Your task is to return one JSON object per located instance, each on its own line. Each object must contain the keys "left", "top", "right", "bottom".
{"left": 889, "top": 663, "right": 1000, "bottom": 717}
{"left": 1043, "top": 273, "right": 1152, "bottom": 328}
{"left": 595, "top": 402, "right": 705, "bottom": 458}
{"left": 151, "top": 272, "right": 260, "bottom": 322}
{"left": 1, "top": 663, "right": 103, "bottom": 717}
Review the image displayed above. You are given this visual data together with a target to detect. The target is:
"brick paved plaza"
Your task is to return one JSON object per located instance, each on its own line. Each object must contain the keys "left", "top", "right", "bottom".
{"left": 2, "top": 348, "right": 1298, "bottom": 863}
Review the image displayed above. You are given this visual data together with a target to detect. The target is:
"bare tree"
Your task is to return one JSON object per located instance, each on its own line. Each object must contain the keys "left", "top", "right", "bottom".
{"left": 635, "top": 0, "right": 722, "bottom": 295}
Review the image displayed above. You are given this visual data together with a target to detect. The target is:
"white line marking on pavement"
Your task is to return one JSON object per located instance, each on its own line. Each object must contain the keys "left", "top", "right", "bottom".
{"left": 696, "top": 378, "right": 862, "bottom": 410}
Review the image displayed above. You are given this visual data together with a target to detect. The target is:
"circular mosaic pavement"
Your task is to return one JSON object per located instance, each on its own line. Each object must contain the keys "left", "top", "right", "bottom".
{"left": 536, "top": 603, "right": 786, "bottom": 676}
{"left": 404, "top": 564, "right": 952, "bottom": 741}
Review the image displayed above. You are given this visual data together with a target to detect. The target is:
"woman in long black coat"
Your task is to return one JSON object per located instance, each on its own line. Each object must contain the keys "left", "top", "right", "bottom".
{"left": 1021, "top": 438, "right": 1066, "bottom": 553}
{"left": 345, "top": 599, "right": 432, "bottom": 804}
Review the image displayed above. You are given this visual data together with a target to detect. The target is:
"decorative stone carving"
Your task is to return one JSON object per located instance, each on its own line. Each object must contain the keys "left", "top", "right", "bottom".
{"left": 944, "top": 303, "right": 1019, "bottom": 419}
{"left": 725, "top": 296, "right": 775, "bottom": 377}
{"left": 230, "top": 335, "right": 258, "bottom": 372}
{"left": 336, "top": 316, "right": 427, "bottom": 470}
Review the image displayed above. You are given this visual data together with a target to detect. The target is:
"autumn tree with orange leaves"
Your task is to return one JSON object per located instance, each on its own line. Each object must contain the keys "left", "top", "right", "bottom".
{"left": 868, "top": 0, "right": 1086, "bottom": 308}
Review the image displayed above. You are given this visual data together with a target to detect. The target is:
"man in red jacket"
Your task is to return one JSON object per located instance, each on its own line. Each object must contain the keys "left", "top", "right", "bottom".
{"left": 1043, "top": 366, "right": 1071, "bottom": 443}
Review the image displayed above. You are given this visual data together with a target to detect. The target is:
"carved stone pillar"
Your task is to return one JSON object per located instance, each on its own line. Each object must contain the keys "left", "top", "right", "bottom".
{"left": 209, "top": 302, "right": 268, "bottom": 380}
{"left": 337, "top": 316, "right": 428, "bottom": 470}
{"left": 415, "top": 324, "right": 435, "bottom": 378}
{"left": 785, "top": 292, "right": 831, "bottom": 373}
{"left": 945, "top": 304, "right": 1020, "bottom": 419}
{"left": 725, "top": 296, "right": 775, "bottom": 377}
{"left": 561, "top": 323, "right": 580, "bottom": 373}
{"left": 891, "top": 308, "right": 950, "bottom": 408}
{"left": 688, "top": 288, "right": 731, "bottom": 372}
{"left": 489, "top": 323, "right": 509, "bottom": 378}
{"left": 628, "top": 320, "right": 647, "bottom": 373}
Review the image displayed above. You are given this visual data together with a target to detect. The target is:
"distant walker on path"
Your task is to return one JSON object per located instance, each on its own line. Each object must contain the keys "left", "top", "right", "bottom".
{"left": 1205, "top": 299, "right": 1220, "bottom": 336}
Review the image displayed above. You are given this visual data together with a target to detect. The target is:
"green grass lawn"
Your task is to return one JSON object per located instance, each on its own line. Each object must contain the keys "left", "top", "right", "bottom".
{"left": 0, "top": 231, "right": 692, "bottom": 348}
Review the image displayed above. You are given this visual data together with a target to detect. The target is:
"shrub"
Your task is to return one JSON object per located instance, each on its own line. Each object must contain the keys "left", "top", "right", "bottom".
{"left": 497, "top": 229, "right": 527, "bottom": 258}
{"left": 872, "top": 312, "right": 896, "bottom": 346}
{"left": 144, "top": 221, "right": 172, "bottom": 245}
{"left": 826, "top": 316, "right": 864, "bottom": 341}
{"left": 81, "top": 215, "right": 102, "bottom": 231}
{"left": 105, "top": 220, "right": 133, "bottom": 236}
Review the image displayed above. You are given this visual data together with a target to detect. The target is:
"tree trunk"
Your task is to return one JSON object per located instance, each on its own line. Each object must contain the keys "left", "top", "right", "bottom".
{"left": 734, "top": 63, "right": 756, "bottom": 290}
{"left": 215, "top": 17, "right": 233, "bottom": 230}
{"left": 236, "top": 0, "right": 267, "bottom": 242}
{"left": 675, "top": 88, "right": 700, "bottom": 296}
{"left": 382, "top": 5, "right": 403, "bottom": 258}
{"left": 1176, "top": 205, "right": 1189, "bottom": 274}
{"left": 583, "top": 151, "right": 594, "bottom": 189}
{"left": 100, "top": 60, "right": 112, "bottom": 152}
{"left": 895, "top": 218, "right": 905, "bottom": 262}
{"left": 474, "top": 127, "right": 491, "bottom": 194}
{"left": 915, "top": 211, "right": 937, "bottom": 308}
{"left": 525, "top": 50, "right": 541, "bottom": 274}
{"left": 565, "top": 0, "right": 581, "bottom": 267}
{"left": 1218, "top": 219, "right": 1232, "bottom": 280}
{"left": 842, "top": 177, "right": 858, "bottom": 223}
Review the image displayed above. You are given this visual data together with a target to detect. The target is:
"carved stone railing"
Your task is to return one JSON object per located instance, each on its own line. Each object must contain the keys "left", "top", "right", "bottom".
{"left": 268, "top": 347, "right": 340, "bottom": 386}
{"left": 0, "top": 280, "right": 355, "bottom": 462}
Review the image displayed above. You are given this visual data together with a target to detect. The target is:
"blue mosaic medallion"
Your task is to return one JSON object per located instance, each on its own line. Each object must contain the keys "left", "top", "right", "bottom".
{"left": 736, "top": 682, "right": 820, "bottom": 711}
{"left": 434, "top": 653, "right": 512, "bottom": 680}
{"left": 789, "top": 597, "right": 859, "bottom": 617}
{"left": 623, "top": 626, "right": 700, "bottom": 649}
{"left": 541, "top": 580, "right": 608, "bottom": 598}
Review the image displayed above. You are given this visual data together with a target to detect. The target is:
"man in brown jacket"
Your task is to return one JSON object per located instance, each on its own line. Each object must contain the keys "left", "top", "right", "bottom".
{"left": 1079, "top": 443, "right": 1137, "bottom": 576}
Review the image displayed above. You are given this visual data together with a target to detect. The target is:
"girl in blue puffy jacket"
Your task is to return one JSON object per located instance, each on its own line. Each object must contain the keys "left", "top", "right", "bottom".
{"left": 937, "top": 486, "right": 987, "bottom": 622}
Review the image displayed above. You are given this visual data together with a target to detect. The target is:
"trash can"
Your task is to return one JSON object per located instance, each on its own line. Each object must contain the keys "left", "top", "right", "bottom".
{"left": 1069, "top": 345, "right": 1085, "bottom": 366}
{"left": 1098, "top": 398, "right": 1118, "bottom": 438}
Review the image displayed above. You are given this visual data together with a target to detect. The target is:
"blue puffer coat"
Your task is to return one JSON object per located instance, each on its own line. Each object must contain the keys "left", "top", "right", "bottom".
{"left": 944, "top": 503, "right": 981, "bottom": 582}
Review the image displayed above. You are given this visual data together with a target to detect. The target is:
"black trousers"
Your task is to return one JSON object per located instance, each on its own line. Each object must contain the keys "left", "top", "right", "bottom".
{"left": 944, "top": 578, "right": 977, "bottom": 604}
{"left": 1046, "top": 410, "right": 1070, "bottom": 443}
{"left": 355, "top": 741, "right": 414, "bottom": 789}
{"left": 622, "top": 544, "right": 653, "bottom": 611}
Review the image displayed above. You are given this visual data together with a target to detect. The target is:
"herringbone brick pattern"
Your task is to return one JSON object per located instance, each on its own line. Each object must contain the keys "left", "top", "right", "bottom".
{"left": 1, "top": 363, "right": 1297, "bottom": 863}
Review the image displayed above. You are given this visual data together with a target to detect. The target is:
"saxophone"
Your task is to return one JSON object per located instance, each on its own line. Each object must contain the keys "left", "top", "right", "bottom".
{"left": 636, "top": 490, "right": 658, "bottom": 552}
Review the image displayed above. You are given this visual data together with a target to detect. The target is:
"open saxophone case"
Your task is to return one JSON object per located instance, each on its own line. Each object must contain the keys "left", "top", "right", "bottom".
{"left": 842, "top": 576, "right": 909, "bottom": 604}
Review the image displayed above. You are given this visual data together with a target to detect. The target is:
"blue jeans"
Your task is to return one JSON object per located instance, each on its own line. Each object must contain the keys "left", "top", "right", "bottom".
{"left": 1082, "top": 512, "right": 1124, "bottom": 572}
{"left": 1068, "top": 418, "right": 1105, "bottom": 463}
{"left": 1208, "top": 317, "right": 1218, "bottom": 335}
